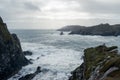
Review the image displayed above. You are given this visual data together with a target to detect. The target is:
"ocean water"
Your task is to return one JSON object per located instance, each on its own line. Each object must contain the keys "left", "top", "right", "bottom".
{"left": 8, "top": 30, "right": 120, "bottom": 80}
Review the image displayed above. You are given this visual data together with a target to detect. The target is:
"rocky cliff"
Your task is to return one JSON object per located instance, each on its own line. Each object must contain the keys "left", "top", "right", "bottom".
{"left": 0, "top": 17, "right": 29, "bottom": 80}
{"left": 69, "top": 45, "right": 120, "bottom": 80}
{"left": 58, "top": 24, "right": 120, "bottom": 36}
{"left": 57, "top": 25, "right": 85, "bottom": 32}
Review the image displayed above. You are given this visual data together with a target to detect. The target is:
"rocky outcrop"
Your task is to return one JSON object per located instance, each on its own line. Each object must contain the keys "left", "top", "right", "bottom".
{"left": 69, "top": 63, "right": 84, "bottom": 80}
{"left": 19, "top": 66, "right": 41, "bottom": 80}
{"left": 0, "top": 17, "right": 29, "bottom": 80}
{"left": 23, "top": 51, "right": 33, "bottom": 56}
{"left": 69, "top": 45, "right": 120, "bottom": 80}
{"left": 59, "top": 23, "right": 120, "bottom": 36}
{"left": 58, "top": 25, "right": 85, "bottom": 32}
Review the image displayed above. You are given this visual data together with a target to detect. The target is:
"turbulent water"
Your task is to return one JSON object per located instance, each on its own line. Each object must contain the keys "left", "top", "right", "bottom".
{"left": 8, "top": 30, "right": 120, "bottom": 80}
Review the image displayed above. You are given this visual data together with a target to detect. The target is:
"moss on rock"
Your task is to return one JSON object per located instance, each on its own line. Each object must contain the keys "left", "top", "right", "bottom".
{"left": 69, "top": 45, "right": 120, "bottom": 80}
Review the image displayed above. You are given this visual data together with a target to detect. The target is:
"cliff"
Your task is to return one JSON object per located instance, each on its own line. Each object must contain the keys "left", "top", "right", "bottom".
{"left": 58, "top": 24, "right": 120, "bottom": 36}
{"left": 69, "top": 45, "right": 120, "bottom": 80}
{"left": 0, "top": 17, "right": 29, "bottom": 80}
{"left": 57, "top": 25, "right": 85, "bottom": 31}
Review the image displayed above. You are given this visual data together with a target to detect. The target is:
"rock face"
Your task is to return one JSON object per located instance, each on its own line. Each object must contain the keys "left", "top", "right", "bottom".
{"left": 58, "top": 23, "right": 120, "bottom": 36}
{"left": 0, "top": 17, "right": 29, "bottom": 80}
{"left": 69, "top": 45, "right": 120, "bottom": 80}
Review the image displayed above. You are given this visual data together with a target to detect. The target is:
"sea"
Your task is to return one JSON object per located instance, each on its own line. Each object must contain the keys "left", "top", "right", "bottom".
{"left": 8, "top": 29, "right": 120, "bottom": 80}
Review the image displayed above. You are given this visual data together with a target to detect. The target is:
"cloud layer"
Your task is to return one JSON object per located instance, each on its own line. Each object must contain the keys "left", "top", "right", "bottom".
{"left": 0, "top": 0, "right": 120, "bottom": 29}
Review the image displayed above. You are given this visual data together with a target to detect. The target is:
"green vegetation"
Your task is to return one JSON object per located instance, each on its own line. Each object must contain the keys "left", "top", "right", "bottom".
{"left": 0, "top": 23, "right": 12, "bottom": 42}
{"left": 83, "top": 45, "right": 120, "bottom": 79}
{"left": 69, "top": 45, "right": 120, "bottom": 80}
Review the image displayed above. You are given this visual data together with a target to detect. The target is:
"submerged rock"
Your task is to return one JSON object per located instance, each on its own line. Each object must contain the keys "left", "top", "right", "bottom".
{"left": 0, "top": 17, "right": 29, "bottom": 80}
{"left": 19, "top": 66, "right": 41, "bottom": 80}
{"left": 69, "top": 45, "right": 120, "bottom": 80}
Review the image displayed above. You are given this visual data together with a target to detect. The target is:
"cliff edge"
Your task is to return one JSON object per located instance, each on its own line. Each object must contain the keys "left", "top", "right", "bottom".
{"left": 69, "top": 45, "right": 120, "bottom": 80}
{"left": 0, "top": 17, "right": 29, "bottom": 80}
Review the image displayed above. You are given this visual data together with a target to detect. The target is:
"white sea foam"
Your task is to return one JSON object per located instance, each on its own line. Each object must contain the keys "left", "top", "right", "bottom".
{"left": 8, "top": 42, "right": 83, "bottom": 80}
{"left": 8, "top": 30, "right": 120, "bottom": 80}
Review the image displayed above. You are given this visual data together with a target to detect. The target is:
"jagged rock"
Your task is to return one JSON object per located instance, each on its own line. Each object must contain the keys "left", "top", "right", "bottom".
{"left": 0, "top": 17, "right": 29, "bottom": 80}
{"left": 19, "top": 66, "right": 41, "bottom": 80}
{"left": 69, "top": 45, "right": 120, "bottom": 80}
{"left": 69, "top": 63, "right": 84, "bottom": 80}
{"left": 23, "top": 51, "right": 33, "bottom": 56}
{"left": 0, "top": 17, "right": 3, "bottom": 23}
{"left": 58, "top": 23, "right": 120, "bottom": 36}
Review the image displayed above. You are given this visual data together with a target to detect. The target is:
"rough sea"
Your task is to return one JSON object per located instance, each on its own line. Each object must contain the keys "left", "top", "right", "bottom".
{"left": 8, "top": 30, "right": 120, "bottom": 80}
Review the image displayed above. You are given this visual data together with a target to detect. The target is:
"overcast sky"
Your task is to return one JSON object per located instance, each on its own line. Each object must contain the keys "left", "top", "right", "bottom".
{"left": 0, "top": 0, "right": 120, "bottom": 29}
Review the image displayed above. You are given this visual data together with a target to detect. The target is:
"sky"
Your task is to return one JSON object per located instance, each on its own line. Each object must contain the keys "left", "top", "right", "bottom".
{"left": 0, "top": 0, "right": 120, "bottom": 29}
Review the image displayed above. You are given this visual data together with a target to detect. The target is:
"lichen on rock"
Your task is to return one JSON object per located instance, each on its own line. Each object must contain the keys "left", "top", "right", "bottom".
{"left": 69, "top": 44, "right": 120, "bottom": 80}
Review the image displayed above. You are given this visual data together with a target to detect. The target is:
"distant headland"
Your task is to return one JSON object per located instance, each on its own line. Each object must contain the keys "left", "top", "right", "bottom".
{"left": 58, "top": 23, "right": 120, "bottom": 36}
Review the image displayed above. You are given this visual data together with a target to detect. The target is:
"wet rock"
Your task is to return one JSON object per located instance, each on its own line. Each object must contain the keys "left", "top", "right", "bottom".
{"left": 42, "top": 68, "right": 50, "bottom": 73}
{"left": 23, "top": 51, "right": 33, "bottom": 56}
{"left": 60, "top": 31, "right": 64, "bottom": 35}
{"left": 19, "top": 66, "right": 41, "bottom": 80}
{"left": 69, "top": 63, "right": 84, "bottom": 80}
{"left": 41, "top": 54, "right": 45, "bottom": 56}
{"left": 36, "top": 57, "right": 40, "bottom": 60}
{"left": 29, "top": 59, "right": 34, "bottom": 61}
{"left": 0, "top": 17, "right": 29, "bottom": 80}
{"left": 69, "top": 45, "right": 120, "bottom": 80}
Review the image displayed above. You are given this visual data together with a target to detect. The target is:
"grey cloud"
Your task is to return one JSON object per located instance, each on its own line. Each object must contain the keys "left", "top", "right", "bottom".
{"left": 76, "top": 0, "right": 120, "bottom": 14}
{"left": 24, "top": 2, "right": 40, "bottom": 11}
{"left": 0, "top": 0, "right": 120, "bottom": 29}
{"left": 0, "top": 0, "right": 41, "bottom": 21}
{"left": 40, "top": 0, "right": 120, "bottom": 14}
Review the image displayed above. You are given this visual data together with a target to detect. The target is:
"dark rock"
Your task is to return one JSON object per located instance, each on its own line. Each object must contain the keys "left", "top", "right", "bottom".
{"left": 23, "top": 51, "right": 33, "bottom": 56}
{"left": 36, "top": 57, "right": 40, "bottom": 60}
{"left": 41, "top": 54, "right": 45, "bottom": 56}
{"left": 42, "top": 68, "right": 50, "bottom": 73}
{"left": 69, "top": 63, "right": 84, "bottom": 80}
{"left": 58, "top": 23, "right": 120, "bottom": 36}
{"left": 19, "top": 66, "right": 41, "bottom": 80}
{"left": 35, "top": 66, "right": 41, "bottom": 74}
{"left": 69, "top": 45, "right": 120, "bottom": 80}
{"left": 29, "top": 59, "right": 34, "bottom": 61}
{"left": 0, "top": 17, "right": 29, "bottom": 80}
{"left": 60, "top": 31, "right": 64, "bottom": 35}
{"left": 0, "top": 17, "right": 3, "bottom": 23}
{"left": 19, "top": 73, "right": 36, "bottom": 80}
